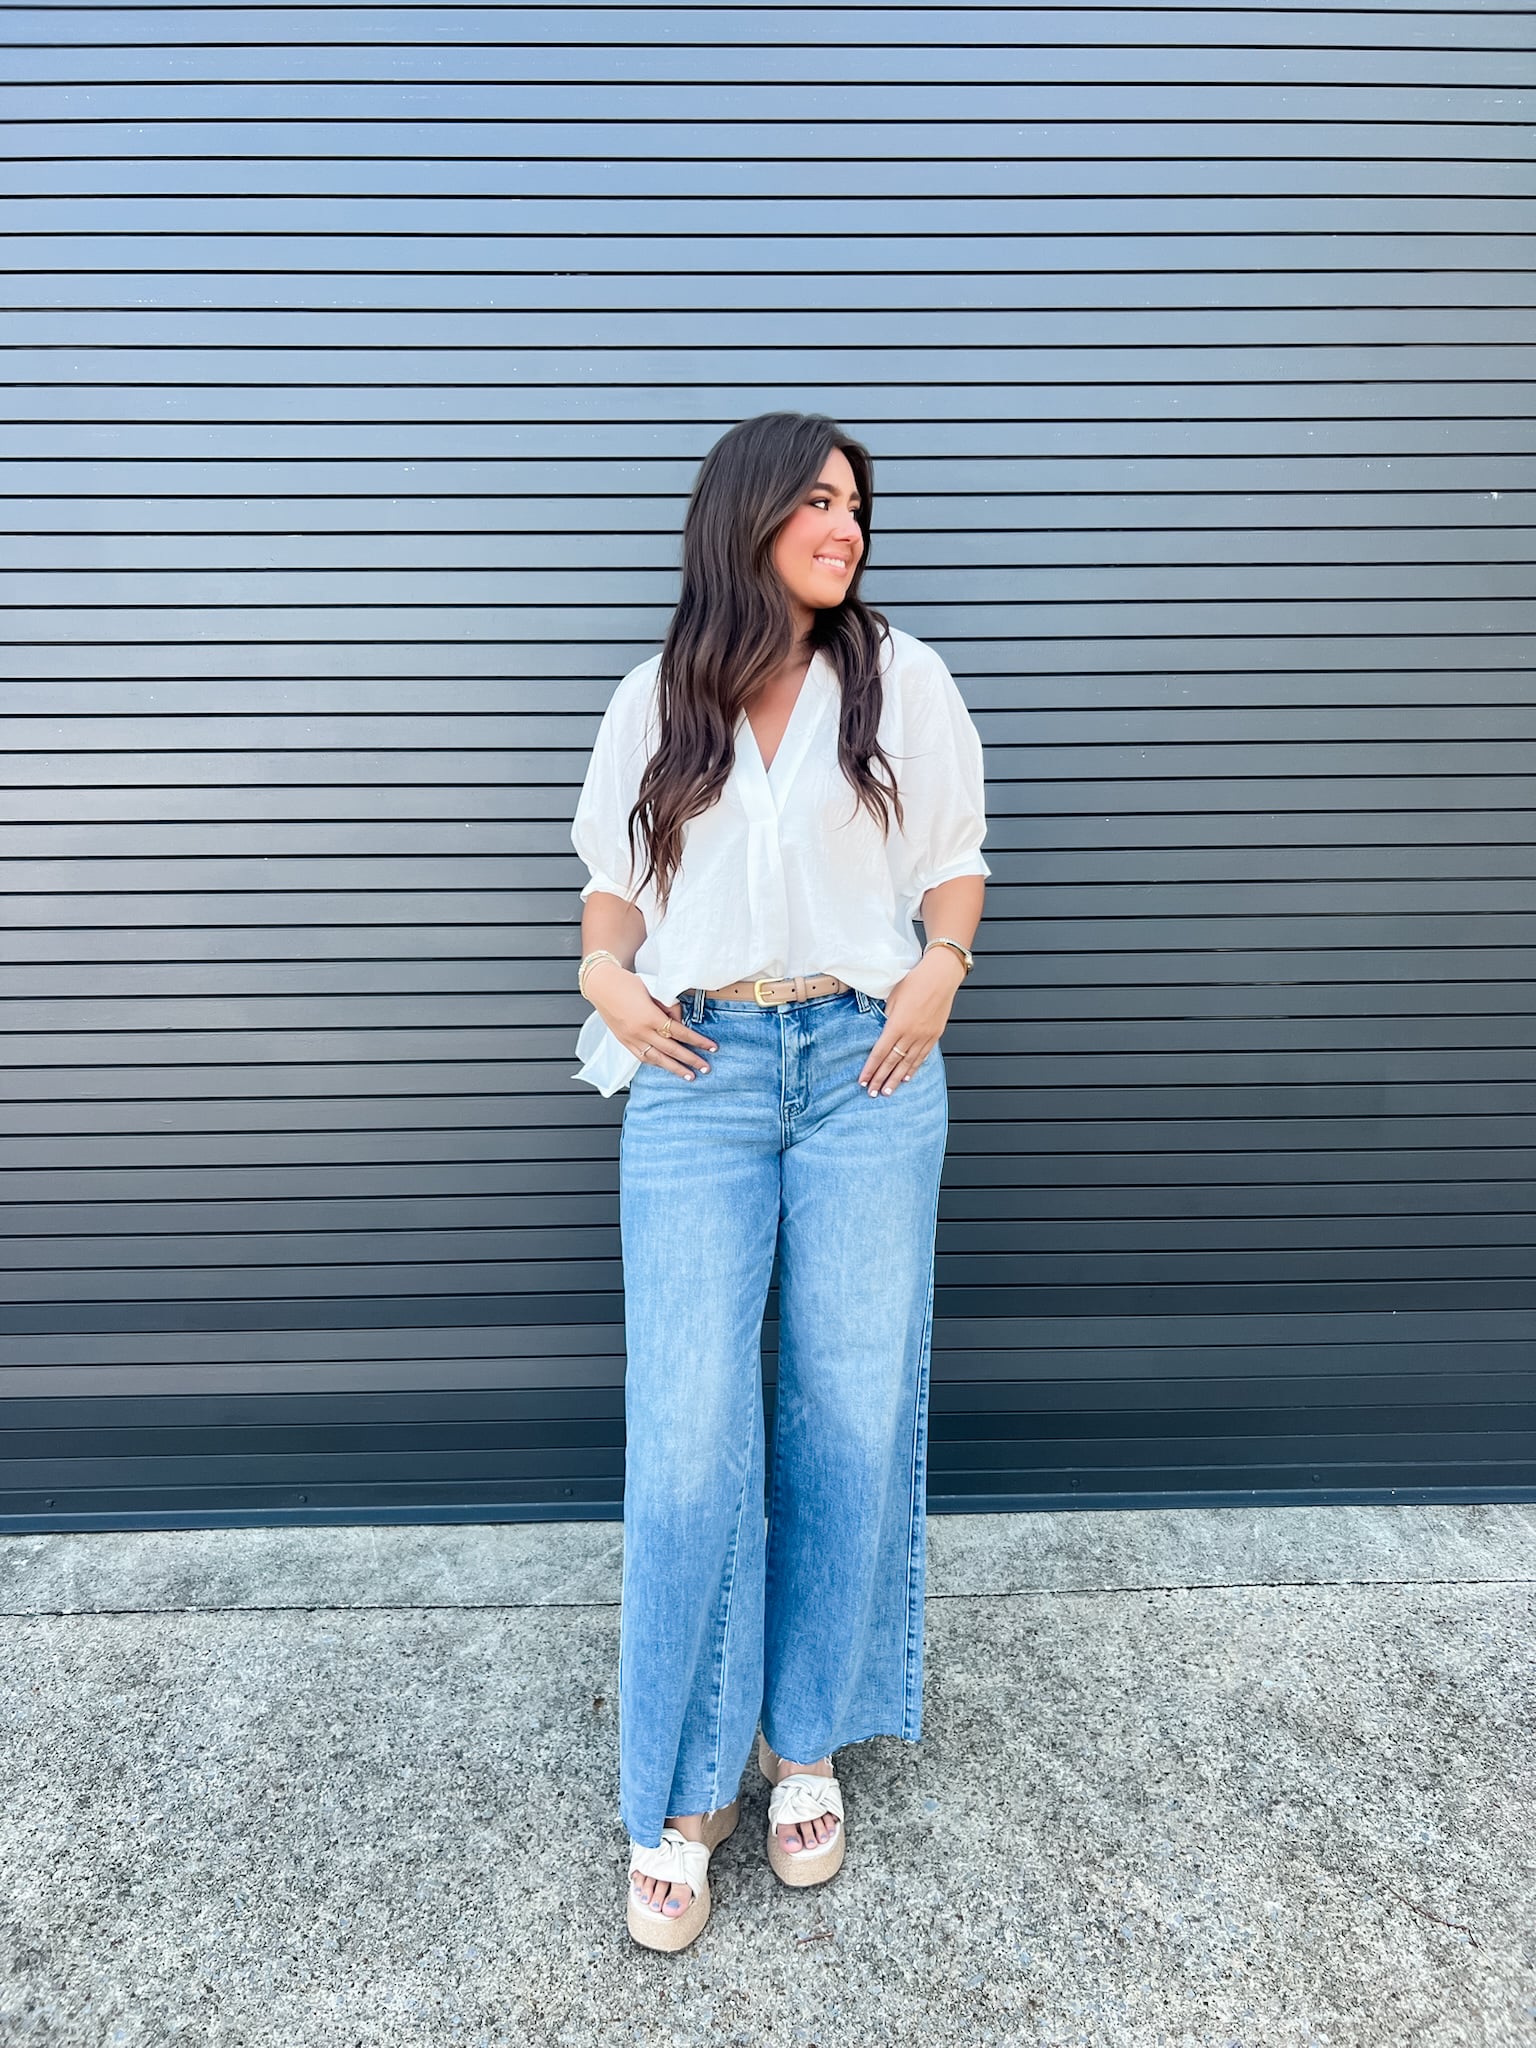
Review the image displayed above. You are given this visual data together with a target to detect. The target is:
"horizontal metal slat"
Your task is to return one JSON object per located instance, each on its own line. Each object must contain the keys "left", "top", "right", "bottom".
{"left": 3, "top": 1203, "right": 1532, "bottom": 1263}
{"left": 7, "top": 80, "right": 1532, "bottom": 123}
{"left": 6, "top": 1245, "right": 1530, "bottom": 1299}
{"left": 7, "top": 602, "right": 1536, "bottom": 648}
{"left": 27, "top": 231, "right": 1536, "bottom": 277}
{"left": 12, "top": 712, "right": 1536, "bottom": 761}
{"left": 10, "top": 193, "right": 1536, "bottom": 233}
{"left": 6, "top": 526, "right": 1533, "bottom": 579}
{"left": 8, "top": 454, "right": 1532, "bottom": 496}
{"left": 4, "top": 1076, "right": 1534, "bottom": 1132}
{"left": 5, "top": 3, "right": 1528, "bottom": 44}
{"left": 6, "top": 563, "right": 1531, "bottom": 607}
{"left": 0, "top": 1177, "right": 1531, "bottom": 1235}
{"left": 9, "top": 4, "right": 1531, "bottom": 46}
{"left": 15, "top": 821, "right": 1535, "bottom": 870}
{"left": 9, "top": 265, "right": 1535, "bottom": 308}
{"left": 6, "top": 976, "right": 1532, "bottom": 1030}
{"left": 21, "top": 734, "right": 1532, "bottom": 780}
{"left": 9, "top": 42, "right": 1531, "bottom": 86}
{"left": 4, "top": 1117, "right": 1533, "bottom": 1177}
{"left": 2, "top": 1275, "right": 1530, "bottom": 1336}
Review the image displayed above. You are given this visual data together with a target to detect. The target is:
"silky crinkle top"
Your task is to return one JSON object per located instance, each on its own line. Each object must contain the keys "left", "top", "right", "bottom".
{"left": 570, "top": 623, "right": 991, "bottom": 1095}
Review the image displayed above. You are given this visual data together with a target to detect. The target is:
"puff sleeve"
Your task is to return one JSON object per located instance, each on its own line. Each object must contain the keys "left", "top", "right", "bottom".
{"left": 899, "top": 649, "right": 992, "bottom": 898}
{"left": 570, "top": 665, "right": 655, "bottom": 905}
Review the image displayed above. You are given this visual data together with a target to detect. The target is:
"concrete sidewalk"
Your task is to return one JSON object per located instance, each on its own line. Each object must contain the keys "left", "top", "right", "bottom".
{"left": 2, "top": 1503, "right": 1533, "bottom": 2048}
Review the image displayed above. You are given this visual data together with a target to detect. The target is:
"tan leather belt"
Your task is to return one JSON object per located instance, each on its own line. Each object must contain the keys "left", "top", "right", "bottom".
{"left": 692, "top": 972, "right": 850, "bottom": 1006}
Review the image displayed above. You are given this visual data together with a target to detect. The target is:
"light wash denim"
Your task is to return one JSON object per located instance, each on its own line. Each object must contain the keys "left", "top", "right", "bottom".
{"left": 616, "top": 983, "right": 949, "bottom": 1847}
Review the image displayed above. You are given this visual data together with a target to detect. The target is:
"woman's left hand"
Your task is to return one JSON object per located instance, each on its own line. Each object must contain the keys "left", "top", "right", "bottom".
{"left": 858, "top": 948, "right": 966, "bottom": 1097}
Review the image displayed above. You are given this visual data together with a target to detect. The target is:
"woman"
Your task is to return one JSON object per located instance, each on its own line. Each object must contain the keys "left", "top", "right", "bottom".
{"left": 570, "top": 411, "right": 989, "bottom": 1950}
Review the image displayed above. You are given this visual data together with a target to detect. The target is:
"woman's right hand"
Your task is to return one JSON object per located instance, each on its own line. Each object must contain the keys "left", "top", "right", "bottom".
{"left": 586, "top": 963, "right": 717, "bottom": 1081}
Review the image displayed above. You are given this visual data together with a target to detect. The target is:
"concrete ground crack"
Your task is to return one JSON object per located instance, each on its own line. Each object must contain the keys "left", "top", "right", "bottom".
{"left": 1376, "top": 1880, "right": 1482, "bottom": 1949}
{"left": 1, "top": 1574, "right": 1533, "bottom": 1620}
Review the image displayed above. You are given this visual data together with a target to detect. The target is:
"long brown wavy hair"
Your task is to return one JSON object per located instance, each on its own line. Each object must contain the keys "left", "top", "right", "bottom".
{"left": 625, "top": 411, "right": 904, "bottom": 911}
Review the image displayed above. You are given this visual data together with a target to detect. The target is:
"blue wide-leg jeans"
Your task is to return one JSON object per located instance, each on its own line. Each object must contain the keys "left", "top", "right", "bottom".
{"left": 616, "top": 983, "right": 949, "bottom": 1847}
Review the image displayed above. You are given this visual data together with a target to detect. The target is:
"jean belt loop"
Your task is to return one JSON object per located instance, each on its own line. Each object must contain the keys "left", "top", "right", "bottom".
{"left": 688, "top": 985, "right": 706, "bottom": 1026}
{"left": 853, "top": 986, "right": 872, "bottom": 1013}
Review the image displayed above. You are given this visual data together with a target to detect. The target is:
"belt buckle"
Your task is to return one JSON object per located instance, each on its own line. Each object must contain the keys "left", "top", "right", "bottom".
{"left": 753, "top": 976, "right": 789, "bottom": 1006}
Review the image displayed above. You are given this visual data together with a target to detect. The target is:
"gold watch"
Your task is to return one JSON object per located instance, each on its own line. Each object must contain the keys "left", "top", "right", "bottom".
{"left": 924, "top": 937, "right": 974, "bottom": 977}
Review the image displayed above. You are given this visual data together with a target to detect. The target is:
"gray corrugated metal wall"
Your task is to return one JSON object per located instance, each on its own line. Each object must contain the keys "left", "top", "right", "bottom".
{"left": 2, "top": 5, "right": 1533, "bottom": 1529}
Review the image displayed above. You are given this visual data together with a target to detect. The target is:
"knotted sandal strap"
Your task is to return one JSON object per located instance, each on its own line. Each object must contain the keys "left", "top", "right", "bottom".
{"left": 767, "top": 1771, "right": 845, "bottom": 1832}
{"left": 628, "top": 1826, "right": 709, "bottom": 1901}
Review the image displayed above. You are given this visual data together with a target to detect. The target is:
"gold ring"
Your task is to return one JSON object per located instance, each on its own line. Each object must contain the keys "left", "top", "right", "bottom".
{"left": 657, "top": 1017, "right": 673, "bottom": 1039}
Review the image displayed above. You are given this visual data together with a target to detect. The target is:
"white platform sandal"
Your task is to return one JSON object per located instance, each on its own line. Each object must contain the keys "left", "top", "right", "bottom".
{"left": 625, "top": 1798, "right": 740, "bottom": 1952}
{"left": 758, "top": 1732, "right": 846, "bottom": 1887}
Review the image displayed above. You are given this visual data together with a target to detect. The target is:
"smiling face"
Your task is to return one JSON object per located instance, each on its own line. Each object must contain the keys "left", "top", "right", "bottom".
{"left": 770, "top": 445, "right": 866, "bottom": 631}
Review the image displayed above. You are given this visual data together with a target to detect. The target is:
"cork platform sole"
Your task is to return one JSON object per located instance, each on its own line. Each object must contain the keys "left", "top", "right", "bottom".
{"left": 757, "top": 1732, "right": 846, "bottom": 1887}
{"left": 625, "top": 1798, "right": 740, "bottom": 1952}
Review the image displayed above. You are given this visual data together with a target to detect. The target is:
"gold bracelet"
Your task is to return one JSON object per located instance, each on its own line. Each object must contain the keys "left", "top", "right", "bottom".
{"left": 924, "top": 937, "right": 974, "bottom": 977}
{"left": 578, "top": 948, "right": 619, "bottom": 1000}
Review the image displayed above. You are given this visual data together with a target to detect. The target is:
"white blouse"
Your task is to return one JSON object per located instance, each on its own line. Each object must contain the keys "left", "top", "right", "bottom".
{"left": 570, "top": 623, "right": 991, "bottom": 1096}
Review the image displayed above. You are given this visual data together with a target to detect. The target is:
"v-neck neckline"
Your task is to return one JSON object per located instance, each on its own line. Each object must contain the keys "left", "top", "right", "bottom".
{"left": 737, "top": 649, "right": 831, "bottom": 807}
